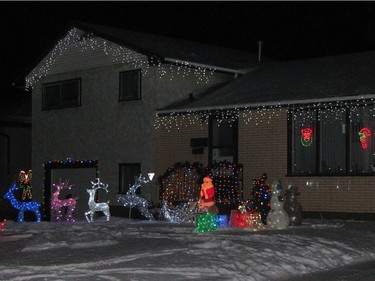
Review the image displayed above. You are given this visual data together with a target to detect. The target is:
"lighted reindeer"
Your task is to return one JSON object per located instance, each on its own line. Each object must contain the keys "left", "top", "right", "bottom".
{"left": 50, "top": 179, "right": 76, "bottom": 222}
{"left": 117, "top": 175, "right": 155, "bottom": 221}
{"left": 4, "top": 184, "right": 41, "bottom": 222}
{"left": 85, "top": 178, "right": 110, "bottom": 222}
{"left": 160, "top": 200, "right": 197, "bottom": 223}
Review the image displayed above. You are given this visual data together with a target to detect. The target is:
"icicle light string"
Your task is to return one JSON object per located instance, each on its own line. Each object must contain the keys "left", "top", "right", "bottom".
{"left": 26, "top": 28, "right": 215, "bottom": 90}
{"left": 155, "top": 99, "right": 375, "bottom": 130}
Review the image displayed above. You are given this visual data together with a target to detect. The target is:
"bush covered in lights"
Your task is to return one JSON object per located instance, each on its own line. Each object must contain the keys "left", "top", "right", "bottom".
{"left": 159, "top": 161, "right": 243, "bottom": 212}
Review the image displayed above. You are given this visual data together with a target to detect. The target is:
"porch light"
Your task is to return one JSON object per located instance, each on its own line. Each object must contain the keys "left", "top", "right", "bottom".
{"left": 148, "top": 173, "right": 155, "bottom": 181}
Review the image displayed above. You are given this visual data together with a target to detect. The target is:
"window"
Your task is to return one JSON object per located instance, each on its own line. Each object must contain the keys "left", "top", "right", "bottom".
{"left": 119, "top": 163, "right": 141, "bottom": 194}
{"left": 349, "top": 106, "right": 375, "bottom": 173}
{"left": 119, "top": 69, "right": 141, "bottom": 102}
{"left": 290, "top": 104, "right": 375, "bottom": 175}
{"left": 42, "top": 79, "right": 81, "bottom": 110}
{"left": 291, "top": 110, "right": 317, "bottom": 174}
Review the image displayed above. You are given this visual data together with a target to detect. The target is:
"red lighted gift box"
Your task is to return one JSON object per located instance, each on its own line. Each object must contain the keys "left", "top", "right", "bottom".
{"left": 229, "top": 210, "right": 263, "bottom": 228}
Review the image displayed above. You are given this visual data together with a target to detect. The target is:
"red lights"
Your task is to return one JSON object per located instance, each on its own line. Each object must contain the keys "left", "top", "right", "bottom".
{"left": 358, "top": 128, "right": 371, "bottom": 149}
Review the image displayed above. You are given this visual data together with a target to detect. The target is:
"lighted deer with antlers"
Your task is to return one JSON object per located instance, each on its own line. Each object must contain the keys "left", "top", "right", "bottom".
{"left": 50, "top": 179, "right": 76, "bottom": 222}
{"left": 117, "top": 174, "right": 155, "bottom": 221}
{"left": 85, "top": 178, "right": 111, "bottom": 222}
{"left": 3, "top": 184, "right": 41, "bottom": 222}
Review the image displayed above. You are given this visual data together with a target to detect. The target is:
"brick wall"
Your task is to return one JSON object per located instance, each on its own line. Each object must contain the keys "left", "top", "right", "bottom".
{"left": 156, "top": 109, "right": 375, "bottom": 214}
{"left": 155, "top": 114, "right": 209, "bottom": 179}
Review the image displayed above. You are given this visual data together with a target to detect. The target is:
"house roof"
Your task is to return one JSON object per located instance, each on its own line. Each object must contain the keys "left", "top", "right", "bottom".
{"left": 157, "top": 50, "right": 375, "bottom": 113}
{"left": 72, "top": 21, "right": 265, "bottom": 74}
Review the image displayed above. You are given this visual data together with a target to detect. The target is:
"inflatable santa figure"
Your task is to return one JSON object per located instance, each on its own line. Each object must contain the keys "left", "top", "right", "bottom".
{"left": 198, "top": 176, "right": 218, "bottom": 213}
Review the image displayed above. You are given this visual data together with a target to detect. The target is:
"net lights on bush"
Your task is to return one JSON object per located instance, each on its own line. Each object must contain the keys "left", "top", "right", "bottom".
{"left": 3, "top": 184, "right": 41, "bottom": 223}
{"left": 251, "top": 174, "right": 271, "bottom": 223}
{"left": 160, "top": 162, "right": 202, "bottom": 202}
{"left": 26, "top": 28, "right": 215, "bottom": 90}
{"left": 205, "top": 162, "right": 243, "bottom": 205}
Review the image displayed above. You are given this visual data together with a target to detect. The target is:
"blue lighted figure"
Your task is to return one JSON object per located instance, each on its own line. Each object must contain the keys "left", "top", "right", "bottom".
{"left": 3, "top": 184, "right": 41, "bottom": 222}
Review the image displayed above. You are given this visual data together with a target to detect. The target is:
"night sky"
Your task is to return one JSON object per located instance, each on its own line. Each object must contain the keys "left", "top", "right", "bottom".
{"left": 2, "top": 2, "right": 375, "bottom": 99}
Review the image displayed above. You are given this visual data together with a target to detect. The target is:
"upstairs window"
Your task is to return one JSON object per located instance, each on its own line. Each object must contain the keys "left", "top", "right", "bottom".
{"left": 42, "top": 79, "right": 81, "bottom": 110}
{"left": 119, "top": 69, "right": 141, "bottom": 102}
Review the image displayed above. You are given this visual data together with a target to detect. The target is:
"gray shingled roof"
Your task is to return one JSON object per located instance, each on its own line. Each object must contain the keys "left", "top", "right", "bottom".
{"left": 158, "top": 50, "right": 375, "bottom": 113}
{"left": 74, "top": 22, "right": 265, "bottom": 73}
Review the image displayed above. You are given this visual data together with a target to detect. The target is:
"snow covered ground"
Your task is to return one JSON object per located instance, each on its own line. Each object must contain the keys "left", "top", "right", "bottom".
{"left": 0, "top": 217, "right": 374, "bottom": 281}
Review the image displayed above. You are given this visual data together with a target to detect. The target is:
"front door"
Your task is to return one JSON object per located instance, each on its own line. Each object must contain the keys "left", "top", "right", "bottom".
{"left": 209, "top": 117, "right": 238, "bottom": 164}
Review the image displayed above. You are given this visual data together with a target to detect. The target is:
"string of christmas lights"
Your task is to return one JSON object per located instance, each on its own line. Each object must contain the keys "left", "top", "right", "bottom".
{"left": 159, "top": 161, "right": 243, "bottom": 206}
{"left": 155, "top": 99, "right": 375, "bottom": 130}
{"left": 26, "top": 28, "right": 215, "bottom": 90}
{"left": 250, "top": 174, "right": 271, "bottom": 223}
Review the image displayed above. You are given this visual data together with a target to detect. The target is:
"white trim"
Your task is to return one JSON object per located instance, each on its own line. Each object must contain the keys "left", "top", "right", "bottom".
{"left": 164, "top": 57, "right": 247, "bottom": 75}
{"left": 156, "top": 94, "right": 375, "bottom": 115}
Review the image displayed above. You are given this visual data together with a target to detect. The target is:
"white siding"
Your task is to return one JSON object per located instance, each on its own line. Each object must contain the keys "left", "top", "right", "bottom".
{"left": 27, "top": 33, "right": 147, "bottom": 81}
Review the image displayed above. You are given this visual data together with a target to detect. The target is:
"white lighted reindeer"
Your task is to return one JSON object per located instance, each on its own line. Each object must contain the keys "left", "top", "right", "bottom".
{"left": 4, "top": 184, "right": 41, "bottom": 222}
{"left": 85, "top": 178, "right": 111, "bottom": 222}
{"left": 50, "top": 179, "right": 76, "bottom": 222}
{"left": 160, "top": 200, "right": 197, "bottom": 223}
{"left": 117, "top": 174, "right": 155, "bottom": 221}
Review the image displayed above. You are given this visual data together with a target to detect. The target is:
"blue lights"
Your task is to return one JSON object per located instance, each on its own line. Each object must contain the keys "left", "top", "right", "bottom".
{"left": 3, "top": 184, "right": 41, "bottom": 223}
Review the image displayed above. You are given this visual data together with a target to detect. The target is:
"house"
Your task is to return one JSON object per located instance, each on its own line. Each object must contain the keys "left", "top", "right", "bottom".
{"left": 155, "top": 51, "right": 375, "bottom": 220}
{"left": 0, "top": 90, "right": 32, "bottom": 220}
{"left": 23, "top": 22, "right": 264, "bottom": 220}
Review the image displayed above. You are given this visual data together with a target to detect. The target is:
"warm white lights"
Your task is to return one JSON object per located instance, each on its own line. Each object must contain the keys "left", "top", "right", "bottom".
{"left": 155, "top": 98, "right": 375, "bottom": 131}
{"left": 25, "top": 28, "right": 215, "bottom": 90}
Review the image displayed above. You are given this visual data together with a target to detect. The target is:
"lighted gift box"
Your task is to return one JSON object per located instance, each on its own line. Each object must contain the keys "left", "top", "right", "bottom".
{"left": 229, "top": 210, "right": 263, "bottom": 228}
{"left": 216, "top": 214, "right": 229, "bottom": 227}
{"left": 195, "top": 212, "right": 217, "bottom": 233}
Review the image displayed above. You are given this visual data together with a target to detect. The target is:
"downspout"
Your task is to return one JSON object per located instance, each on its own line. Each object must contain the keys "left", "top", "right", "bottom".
{"left": 257, "top": 41, "right": 263, "bottom": 62}
{"left": 0, "top": 132, "right": 10, "bottom": 175}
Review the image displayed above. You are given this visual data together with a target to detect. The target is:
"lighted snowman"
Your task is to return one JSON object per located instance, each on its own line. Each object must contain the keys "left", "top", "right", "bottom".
{"left": 266, "top": 180, "right": 290, "bottom": 229}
